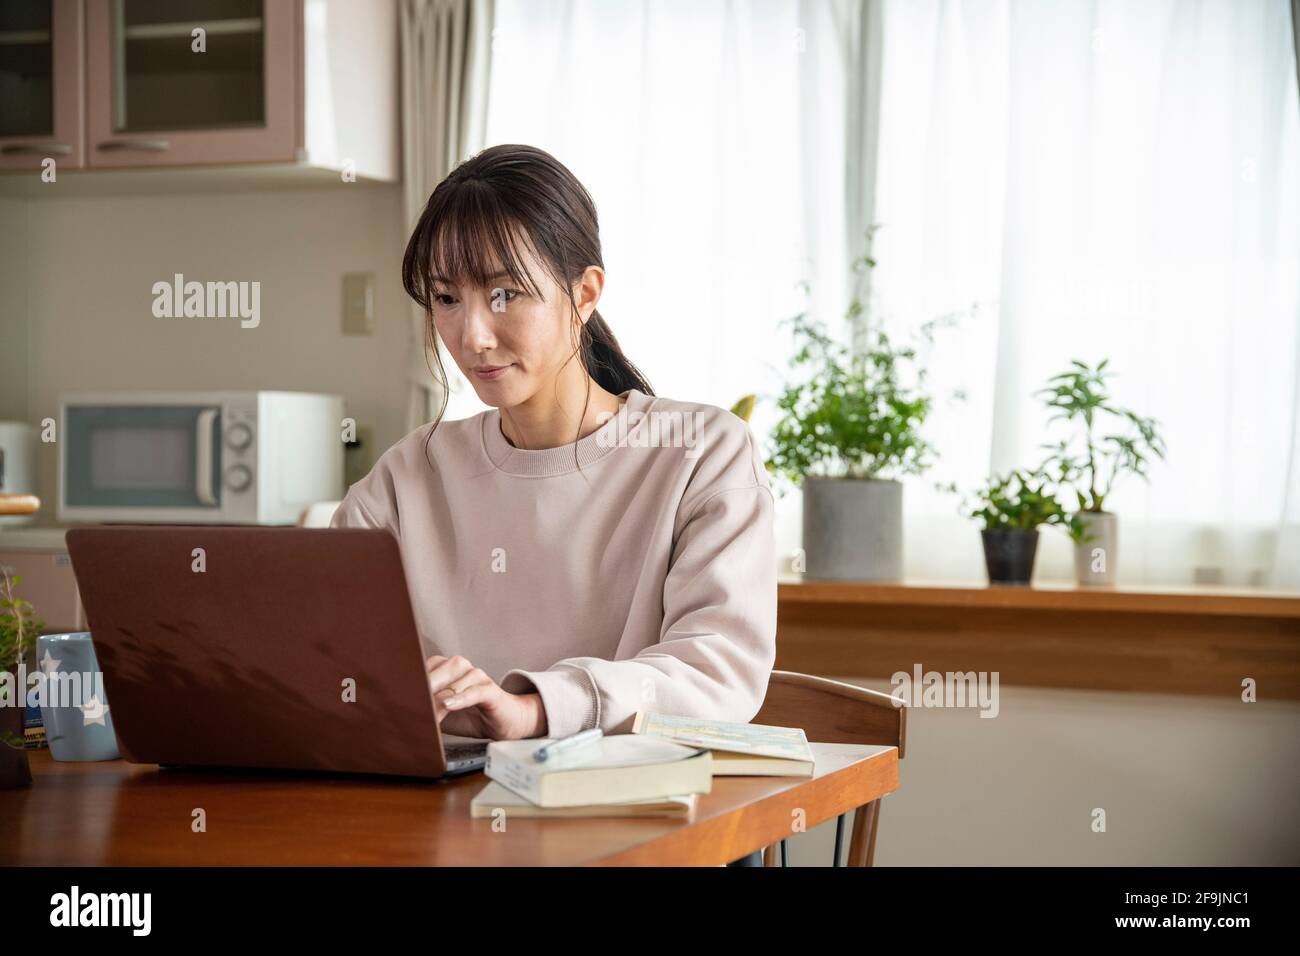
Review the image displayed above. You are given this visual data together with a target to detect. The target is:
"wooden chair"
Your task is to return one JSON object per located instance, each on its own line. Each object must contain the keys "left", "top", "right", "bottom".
{"left": 751, "top": 670, "right": 907, "bottom": 867}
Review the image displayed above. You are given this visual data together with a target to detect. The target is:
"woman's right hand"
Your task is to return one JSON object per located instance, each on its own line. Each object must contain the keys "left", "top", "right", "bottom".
{"left": 425, "top": 654, "right": 547, "bottom": 740}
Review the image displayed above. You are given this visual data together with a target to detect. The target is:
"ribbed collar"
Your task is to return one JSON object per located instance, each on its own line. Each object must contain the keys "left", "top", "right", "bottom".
{"left": 480, "top": 388, "right": 654, "bottom": 477}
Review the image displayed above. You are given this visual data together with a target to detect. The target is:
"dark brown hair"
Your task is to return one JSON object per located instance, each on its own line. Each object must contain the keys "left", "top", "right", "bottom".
{"left": 402, "top": 144, "right": 653, "bottom": 469}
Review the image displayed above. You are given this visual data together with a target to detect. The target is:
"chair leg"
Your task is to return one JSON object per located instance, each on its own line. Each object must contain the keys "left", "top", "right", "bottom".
{"left": 832, "top": 813, "right": 846, "bottom": 867}
{"left": 759, "top": 840, "right": 792, "bottom": 867}
{"left": 847, "top": 799, "right": 881, "bottom": 867}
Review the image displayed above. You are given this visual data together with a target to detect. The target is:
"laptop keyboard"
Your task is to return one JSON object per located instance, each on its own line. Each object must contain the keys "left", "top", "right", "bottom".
{"left": 444, "top": 741, "right": 489, "bottom": 761}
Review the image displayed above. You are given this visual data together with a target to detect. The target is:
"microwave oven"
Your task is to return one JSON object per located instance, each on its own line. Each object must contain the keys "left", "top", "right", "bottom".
{"left": 58, "top": 391, "right": 345, "bottom": 525}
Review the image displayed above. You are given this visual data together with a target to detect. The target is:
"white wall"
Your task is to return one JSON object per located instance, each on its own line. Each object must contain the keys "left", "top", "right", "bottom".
{"left": 786, "top": 680, "right": 1300, "bottom": 866}
{"left": 5, "top": 184, "right": 414, "bottom": 514}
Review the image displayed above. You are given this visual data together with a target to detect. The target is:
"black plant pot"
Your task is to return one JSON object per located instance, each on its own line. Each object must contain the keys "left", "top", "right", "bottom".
{"left": 981, "top": 528, "right": 1040, "bottom": 586}
{"left": 1, "top": 699, "right": 32, "bottom": 789}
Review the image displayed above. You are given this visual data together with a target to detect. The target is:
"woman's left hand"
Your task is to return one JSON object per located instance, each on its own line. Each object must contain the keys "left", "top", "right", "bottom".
{"left": 425, "top": 654, "right": 548, "bottom": 740}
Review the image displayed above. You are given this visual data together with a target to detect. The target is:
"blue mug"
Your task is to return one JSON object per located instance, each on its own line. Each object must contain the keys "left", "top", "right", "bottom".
{"left": 35, "top": 632, "right": 120, "bottom": 762}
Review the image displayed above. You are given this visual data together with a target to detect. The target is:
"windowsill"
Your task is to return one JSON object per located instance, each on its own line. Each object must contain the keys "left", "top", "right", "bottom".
{"left": 777, "top": 577, "right": 1300, "bottom": 619}
{"left": 776, "top": 577, "right": 1300, "bottom": 699}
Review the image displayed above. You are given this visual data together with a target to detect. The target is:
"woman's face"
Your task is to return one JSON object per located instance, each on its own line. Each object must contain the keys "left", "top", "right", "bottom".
{"left": 429, "top": 242, "right": 602, "bottom": 409}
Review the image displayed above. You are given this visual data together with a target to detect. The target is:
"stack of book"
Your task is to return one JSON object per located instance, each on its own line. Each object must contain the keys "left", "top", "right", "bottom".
{"left": 470, "top": 711, "right": 816, "bottom": 820}
{"left": 471, "top": 734, "right": 711, "bottom": 819}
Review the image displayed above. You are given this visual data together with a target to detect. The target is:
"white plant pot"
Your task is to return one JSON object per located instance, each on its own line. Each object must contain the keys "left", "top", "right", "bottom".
{"left": 1073, "top": 511, "right": 1118, "bottom": 586}
{"left": 801, "top": 477, "right": 903, "bottom": 581}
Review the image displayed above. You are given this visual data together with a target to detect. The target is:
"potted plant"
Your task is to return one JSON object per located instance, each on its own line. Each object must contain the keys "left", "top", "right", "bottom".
{"left": 1, "top": 567, "right": 44, "bottom": 788}
{"left": 951, "top": 465, "right": 1081, "bottom": 585}
{"left": 766, "top": 293, "right": 944, "bottom": 580}
{"left": 1035, "top": 359, "right": 1167, "bottom": 586}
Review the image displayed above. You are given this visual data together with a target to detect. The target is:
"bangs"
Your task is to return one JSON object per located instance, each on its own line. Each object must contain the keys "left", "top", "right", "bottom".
{"left": 403, "top": 181, "right": 549, "bottom": 311}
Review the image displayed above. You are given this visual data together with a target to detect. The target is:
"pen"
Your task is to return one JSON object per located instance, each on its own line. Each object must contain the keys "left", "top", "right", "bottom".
{"left": 533, "top": 727, "right": 603, "bottom": 763}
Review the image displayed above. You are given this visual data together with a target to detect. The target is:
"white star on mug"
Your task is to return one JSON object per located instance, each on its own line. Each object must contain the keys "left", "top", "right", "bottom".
{"left": 79, "top": 695, "right": 110, "bottom": 727}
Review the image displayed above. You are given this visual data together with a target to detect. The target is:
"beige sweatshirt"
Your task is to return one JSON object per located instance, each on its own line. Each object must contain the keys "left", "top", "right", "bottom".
{"left": 329, "top": 387, "right": 777, "bottom": 738}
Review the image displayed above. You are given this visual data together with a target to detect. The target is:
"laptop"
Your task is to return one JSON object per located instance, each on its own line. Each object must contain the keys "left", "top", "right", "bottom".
{"left": 64, "top": 526, "right": 489, "bottom": 778}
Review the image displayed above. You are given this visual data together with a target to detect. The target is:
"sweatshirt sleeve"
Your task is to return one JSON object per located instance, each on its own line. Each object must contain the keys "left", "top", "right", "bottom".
{"left": 329, "top": 465, "right": 397, "bottom": 534}
{"left": 501, "top": 426, "right": 778, "bottom": 738}
{"left": 329, "top": 493, "right": 382, "bottom": 530}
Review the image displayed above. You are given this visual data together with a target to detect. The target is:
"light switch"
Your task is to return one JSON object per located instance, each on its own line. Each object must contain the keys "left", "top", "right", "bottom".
{"left": 342, "top": 273, "right": 375, "bottom": 335}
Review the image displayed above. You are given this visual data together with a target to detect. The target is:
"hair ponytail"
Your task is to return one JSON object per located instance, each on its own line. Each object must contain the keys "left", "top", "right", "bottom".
{"left": 579, "top": 310, "right": 653, "bottom": 398}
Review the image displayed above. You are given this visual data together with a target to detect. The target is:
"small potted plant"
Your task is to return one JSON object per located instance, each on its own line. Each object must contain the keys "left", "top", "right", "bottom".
{"left": 953, "top": 466, "right": 1081, "bottom": 586}
{"left": 1, "top": 567, "right": 44, "bottom": 788}
{"left": 766, "top": 305, "right": 943, "bottom": 581}
{"left": 1035, "top": 359, "right": 1166, "bottom": 586}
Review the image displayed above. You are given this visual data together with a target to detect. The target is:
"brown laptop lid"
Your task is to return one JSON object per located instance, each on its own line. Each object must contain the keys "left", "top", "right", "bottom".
{"left": 65, "top": 526, "right": 448, "bottom": 778}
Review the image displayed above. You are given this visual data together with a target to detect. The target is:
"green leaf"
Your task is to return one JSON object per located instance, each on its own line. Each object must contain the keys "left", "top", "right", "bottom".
{"left": 765, "top": 247, "right": 970, "bottom": 488}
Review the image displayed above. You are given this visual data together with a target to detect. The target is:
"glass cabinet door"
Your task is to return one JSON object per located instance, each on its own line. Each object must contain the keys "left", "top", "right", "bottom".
{"left": 0, "top": 0, "right": 84, "bottom": 171}
{"left": 85, "top": 0, "right": 297, "bottom": 167}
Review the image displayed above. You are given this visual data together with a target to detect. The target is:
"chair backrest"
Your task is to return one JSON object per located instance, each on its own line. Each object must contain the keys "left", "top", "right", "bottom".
{"left": 753, "top": 670, "right": 906, "bottom": 757}
{"left": 752, "top": 671, "right": 907, "bottom": 868}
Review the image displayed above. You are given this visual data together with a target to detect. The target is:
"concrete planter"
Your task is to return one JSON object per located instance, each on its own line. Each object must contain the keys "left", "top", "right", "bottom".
{"left": 801, "top": 477, "right": 903, "bottom": 581}
{"left": 1073, "top": 510, "right": 1118, "bottom": 586}
{"left": 980, "top": 528, "right": 1040, "bottom": 586}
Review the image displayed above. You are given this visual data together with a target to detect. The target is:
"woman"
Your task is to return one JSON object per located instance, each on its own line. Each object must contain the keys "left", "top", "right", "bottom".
{"left": 331, "top": 144, "right": 776, "bottom": 742}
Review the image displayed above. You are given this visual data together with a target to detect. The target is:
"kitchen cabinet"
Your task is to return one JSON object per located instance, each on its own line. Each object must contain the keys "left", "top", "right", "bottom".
{"left": 85, "top": 0, "right": 298, "bottom": 168}
{"left": 0, "top": 0, "right": 398, "bottom": 187}
{"left": 0, "top": 0, "right": 85, "bottom": 172}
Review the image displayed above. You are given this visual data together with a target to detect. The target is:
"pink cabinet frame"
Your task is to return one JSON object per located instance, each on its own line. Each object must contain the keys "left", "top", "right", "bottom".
{"left": 84, "top": 0, "right": 300, "bottom": 168}
{"left": 0, "top": 0, "right": 85, "bottom": 172}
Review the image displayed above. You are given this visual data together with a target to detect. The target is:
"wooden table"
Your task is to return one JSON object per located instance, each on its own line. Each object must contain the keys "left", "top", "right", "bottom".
{"left": 0, "top": 743, "right": 898, "bottom": 866}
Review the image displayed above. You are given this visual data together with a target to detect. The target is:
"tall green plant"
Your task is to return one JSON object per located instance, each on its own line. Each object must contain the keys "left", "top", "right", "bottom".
{"left": 766, "top": 230, "right": 957, "bottom": 486}
{"left": 1034, "top": 359, "right": 1166, "bottom": 516}
{"left": 766, "top": 313, "right": 937, "bottom": 484}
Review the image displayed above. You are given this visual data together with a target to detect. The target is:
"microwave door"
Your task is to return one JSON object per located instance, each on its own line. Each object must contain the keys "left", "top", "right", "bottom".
{"left": 64, "top": 405, "right": 223, "bottom": 513}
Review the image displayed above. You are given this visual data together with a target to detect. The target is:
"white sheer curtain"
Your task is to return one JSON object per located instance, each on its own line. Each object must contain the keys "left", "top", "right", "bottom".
{"left": 400, "top": 0, "right": 495, "bottom": 428}
{"left": 480, "top": 0, "right": 1299, "bottom": 587}
{"left": 870, "top": 0, "right": 1300, "bottom": 586}
{"left": 484, "top": 0, "right": 859, "bottom": 562}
